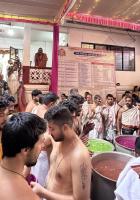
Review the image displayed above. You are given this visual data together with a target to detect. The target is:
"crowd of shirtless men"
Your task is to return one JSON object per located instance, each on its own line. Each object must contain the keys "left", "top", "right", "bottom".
{"left": 0, "top": 87, "right": 139, "bottom": 200}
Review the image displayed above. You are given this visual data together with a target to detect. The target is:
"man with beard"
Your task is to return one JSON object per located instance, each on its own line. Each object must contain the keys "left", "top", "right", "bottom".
{"left": 0, "top": 112, "right": 46, "bottom": 200}
{"left": 25, "top": 89, "right": 42, "bottom": 112}
{"left": 35, "top": 48, "right": 48, "bottom": 68}
{"left": 117, "top": 96, "right": 139, "bottom": 135}
{"left": 103, "top": 94, "right": 120, "bottom": 141}
{"left": 31, "top": 106, "right": 91, "bottom": 200}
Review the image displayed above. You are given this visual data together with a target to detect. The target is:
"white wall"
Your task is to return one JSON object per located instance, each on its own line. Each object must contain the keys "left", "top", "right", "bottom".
{"left": 0, "top": 37, "right": 53, "bottom": 67}
{"left": 68, "top": 27, "right": 140, "bottom": 88}
{"left": 0, "top": 37, "right": 23, "bottom": 49}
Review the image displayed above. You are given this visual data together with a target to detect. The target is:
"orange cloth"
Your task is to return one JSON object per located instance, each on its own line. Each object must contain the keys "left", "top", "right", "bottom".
{"left": 35, "top": 53, "right": 48, "bottom": 68}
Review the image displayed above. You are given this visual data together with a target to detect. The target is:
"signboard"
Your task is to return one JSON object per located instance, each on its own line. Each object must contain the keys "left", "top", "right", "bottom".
{"left": 58, "top": 47, "right": 116, "bottom": 98}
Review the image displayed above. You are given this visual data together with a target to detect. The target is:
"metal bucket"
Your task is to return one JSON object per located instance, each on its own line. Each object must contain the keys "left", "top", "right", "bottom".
{"left": 114, "top": 135, "right": 137, "bottom": 155}
{"left": 91, "top": 152, "right": 133, "bottom": 200}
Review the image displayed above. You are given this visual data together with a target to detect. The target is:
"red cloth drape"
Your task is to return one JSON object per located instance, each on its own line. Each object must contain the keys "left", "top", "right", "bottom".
{"left": 49, "top": 25, "right": 59, "bottom": 94}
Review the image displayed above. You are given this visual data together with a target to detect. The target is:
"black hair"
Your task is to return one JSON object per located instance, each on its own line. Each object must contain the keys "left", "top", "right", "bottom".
{"left": 136, "top": 99, "right": 140, "bottom": 104}
{"left": 69, "top": 88, "right": 78, "bottom": 95}
{"left": 68, "top": 94, "right": 84, "bottom": 105}
{"left": 38, "top": 94, "right": 45, "bottom": 104}
{"left": 132, "top": 93, "right": 139, "bottom": 102}
{"left": 61, "top": 93, "right": 68, "bottom": 98}
{"left": 31, "top": 89, "right": 42, "bottom": 98}
{"left": 86, "top": 93, "right": 92, "bottom": 98}
{"left": 106, "top": 94, "right": 114, "bottom": 99}
{"left": 124, "top": 90, "right": 131, "bottom": 95}
{"left": 60, "top": 100, "right": 77, "bottom": 114}
{"left": 44, "top": 105, "right": 73, "bottom": 127}
{"left": 84, "top": 91, "right": 90, "bottom": 98}
{"left": 5, "top": 95, "right": 16, "bottom": 103}
{"left": 43, "top": 92, "right": 59, "bottom": 105}
{"left": 2, "top": 112, "right": 46, "bottom": 158}
{"left": 0, "top": 98, "right": 9, "bottom": 110}
{"left": 94, "top": 95, "right": 101, "bottom": 101}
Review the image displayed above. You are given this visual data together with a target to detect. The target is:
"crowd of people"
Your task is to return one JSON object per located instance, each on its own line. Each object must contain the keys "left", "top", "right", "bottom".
{"left": 0, "top": 87, "right": 139, "bottom": 200}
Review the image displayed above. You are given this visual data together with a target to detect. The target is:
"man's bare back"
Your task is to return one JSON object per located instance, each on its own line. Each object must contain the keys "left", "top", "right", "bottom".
{"left": 25, "top": 100, "right": 38, "bottom": 113}
{"left": 32, "top": 104, "right": 47, "bottom": 118}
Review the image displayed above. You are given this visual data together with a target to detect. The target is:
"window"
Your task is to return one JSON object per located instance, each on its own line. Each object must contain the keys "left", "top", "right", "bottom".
{"left": 81, "top": 42, "right": 135, "bottom": 71}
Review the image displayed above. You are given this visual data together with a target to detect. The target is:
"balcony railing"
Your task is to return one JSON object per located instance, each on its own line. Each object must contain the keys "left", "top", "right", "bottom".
{"left": 23, "top": 66, "right": 51, "bottom": 85}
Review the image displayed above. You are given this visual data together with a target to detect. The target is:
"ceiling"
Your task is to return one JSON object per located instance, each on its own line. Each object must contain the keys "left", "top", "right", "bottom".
{"left": 0, "top": 0, "right": 140, "bottom": 31}
{"left": 0, "top": 0, "right": 68, "bottom": 23}
{"left": 68, "top": 0, "right": 140, "bottom": 24}
{"left": 65, "top": 0, "right": 140, "bottom": 31}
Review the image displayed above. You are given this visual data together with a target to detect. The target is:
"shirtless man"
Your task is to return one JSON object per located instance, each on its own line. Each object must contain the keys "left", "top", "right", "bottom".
{"left": 31, "top": 105, "right": 91, "bottom": 200}
{"left": 0, "top": 112, "right": 46, "bottom": 200}
{"left": 32, "top": 92, "right": 58, "bottom": 118}
{"left": 25, "top": 89, "right": 42, "bottom": 112}
{"left": 117, "top": 96, "right": 139, "bottom": 135}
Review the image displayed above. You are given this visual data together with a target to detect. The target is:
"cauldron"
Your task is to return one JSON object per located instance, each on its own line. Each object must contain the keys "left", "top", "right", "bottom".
{"left": 91, "top": 152, "right": 133, "bottom": 200}
{"left": 114, "top": 135, "right": 137, "bottom": 155}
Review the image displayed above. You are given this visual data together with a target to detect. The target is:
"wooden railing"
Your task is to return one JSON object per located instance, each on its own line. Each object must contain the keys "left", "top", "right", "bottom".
{"left": 23, "top": 66, "right": 51, "bottom": 85}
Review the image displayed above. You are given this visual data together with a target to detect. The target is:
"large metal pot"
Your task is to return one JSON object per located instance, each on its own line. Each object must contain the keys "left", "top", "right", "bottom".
{"left": 91, "top": 152, "right": 133, "bottom": 200}
{"left": 114, "top": 135, "right": 137, "bottom": 155}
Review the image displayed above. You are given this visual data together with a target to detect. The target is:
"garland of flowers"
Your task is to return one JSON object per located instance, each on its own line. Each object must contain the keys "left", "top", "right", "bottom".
{"left": 67, "top": 12, "right": 140, "bottom": 31}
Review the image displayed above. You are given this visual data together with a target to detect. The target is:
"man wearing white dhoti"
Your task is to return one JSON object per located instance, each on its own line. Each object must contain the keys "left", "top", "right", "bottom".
{"left": 117, "top": 96, "right": 139, "bottom": 135}
{"left": 90, "top": 95, "right": 105, "bottom": 139}
{"left": 103, "top": 94, "right": 120, "bottom": 141}
{"left": 115, "top": 137, "right": 140, "bottom": 200}
{"left": 81, "top": 93, "right": 94, "bottom": 133}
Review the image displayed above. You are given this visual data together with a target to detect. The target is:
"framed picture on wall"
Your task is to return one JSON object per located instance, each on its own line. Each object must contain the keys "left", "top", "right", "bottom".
{"left": 10, "top": 46, "right": 18, "bottom": 60}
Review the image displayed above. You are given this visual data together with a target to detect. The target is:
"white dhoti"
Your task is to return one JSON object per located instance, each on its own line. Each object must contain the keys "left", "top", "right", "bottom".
{"left": 92, "top": 106, "right": 104, "bottom": 139}
{"left": 8, "top": 71, "right": 19, "bottom": 100}
{"left": 115, "top": 157, "right": 140, "bottom": 200}
{"left": 31, "top": 151, "right": 49, "bottom": 187}
{"left": 122, "top": 107, "right": 140, "bottom": 127}
{"left": 103, "top": 103, "right": 119, "bottom": 140}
